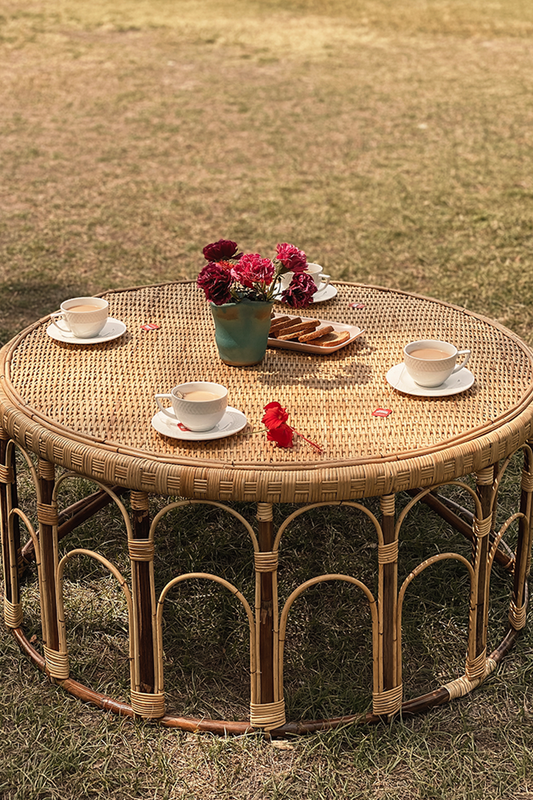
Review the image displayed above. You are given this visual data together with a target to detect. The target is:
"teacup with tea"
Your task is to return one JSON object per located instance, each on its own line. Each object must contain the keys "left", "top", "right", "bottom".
{"left": 403, "top": 340, "right": 471, "bottom": 387}
{"left": 51, "top": 297, "right": 109, "bottom": 339}
{"left": 155, "top": 382, "right": 228, "bottom": 431}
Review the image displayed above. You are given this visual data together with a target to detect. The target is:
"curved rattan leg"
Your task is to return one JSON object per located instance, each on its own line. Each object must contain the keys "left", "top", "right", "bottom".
{"left": 251, "top": 502, "right": 285, "bottom": 730}
{"left": 0, "top": 429, "right": 22, "bottom": 627}
{"left": 510, "top": 443, "right": 533, "bottom": 631}
{"left": 129, "top": 490, "right": 165, "bottom": 719}
{"left": 374, "top": 494, "right": 402, "bottom": 717}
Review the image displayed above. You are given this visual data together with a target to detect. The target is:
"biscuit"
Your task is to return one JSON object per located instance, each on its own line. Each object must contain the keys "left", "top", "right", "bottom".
{"left": 276, "top": 321, "right": 320, "bottom": 340}
{"left": 273, "top": 318, "right": 318, "bottom": 334}
{"left": 298, "top": 325, "right": 334, "bottom": 342}
{"left": 311, "top": 330, "right": 351, "bottom": 347}
{"left": 269, "top": 316, "right": 301, "bottom": 334}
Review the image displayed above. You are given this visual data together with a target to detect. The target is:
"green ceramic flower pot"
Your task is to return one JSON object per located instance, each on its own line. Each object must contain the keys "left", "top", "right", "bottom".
{"left": 210, "top": 299, "right": 273, "bottom": 366}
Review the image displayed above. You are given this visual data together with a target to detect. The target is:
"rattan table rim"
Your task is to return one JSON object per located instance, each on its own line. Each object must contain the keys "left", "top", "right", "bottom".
{"left": 2, "top": 281, "right": 533, "bottom": 503}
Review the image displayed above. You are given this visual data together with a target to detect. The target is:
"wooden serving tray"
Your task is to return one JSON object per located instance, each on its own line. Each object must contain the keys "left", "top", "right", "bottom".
{"left": 268, "top": 314, "right": 364, "bottom": 355}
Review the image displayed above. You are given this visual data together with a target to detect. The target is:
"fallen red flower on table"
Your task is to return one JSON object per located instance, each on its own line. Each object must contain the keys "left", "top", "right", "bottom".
{"left": 267, "top": 423, "right": 294, "bottom": 448}
{"left": 262, "top": 401, "right": 323, "bottom": 452}
{"left": 262, "top": 401, "right": 289, "bottom": 429}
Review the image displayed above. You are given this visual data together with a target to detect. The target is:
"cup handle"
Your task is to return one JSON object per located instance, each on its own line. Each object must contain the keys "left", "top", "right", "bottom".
{"left": 453, "top": 349, "right": 471, "bottom": 373}
{"left": 50, "top": 312, "right": 72, "bottom": 334}
{"left": 321, "top": 274, "right": 331, "bottom": 289}
{"left": 155, "top": 394, "right": 176, "bottom": 418}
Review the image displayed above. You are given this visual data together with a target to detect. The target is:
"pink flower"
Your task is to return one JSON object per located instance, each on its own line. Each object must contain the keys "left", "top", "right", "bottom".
{"left": 197, "top": 262, "right": 234, "bottom": 305}
{"left": 262, "top": 401, "right": 289, "bottom": 429}
{"left": 232, "top": 253, "right": 275, "bottom": 288}
{"left": 276, "top": 243, "right": 307, "bottom": 273}
{"left": 280, "top": 272, "right": 316, "bottom": 309}
{"left": 203, "top": 239, "right": 241, "bottom": 262}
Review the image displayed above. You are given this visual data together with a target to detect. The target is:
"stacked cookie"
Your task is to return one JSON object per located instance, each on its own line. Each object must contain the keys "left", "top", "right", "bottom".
{"left": 269, "top": 315, "right": 350, "bottom": 347}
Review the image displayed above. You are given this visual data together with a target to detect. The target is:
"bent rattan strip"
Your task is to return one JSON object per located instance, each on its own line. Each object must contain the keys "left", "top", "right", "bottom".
{"left": 0, "top": 463, "right": 14, "bottom": 483}
{"left": 522, "top": 472, "right": 533, "bottom": 492}
{"left": 128, "top": 540, "right": 155, "bottom": 561}
{"left": 44, "top": 646, "right": 70, "bottom": 680}
{"left": 465, "top": 649, "right": 487, "bottom": 681}
{"left": 249, "top": 700, "right": 286, "bottom": 730}
{"left": 372, "top": 684, "right": 403, "bottom": 716}
{"left": 254, "top": 551, "right": 278, "bottom": 572}
{"left": 3, "top": 597, "right": 23, "bottom": 628}
{"left": 509, "top": 600, "right": 527, "bottom": 630}
{"left": 37, "top": 502, "right": 59, "bottom": 527}
{"left": 378, "top": 540, "right": 399, "bottom": 564}
{"left": 474, "top": 517, "right": 492, "bottom": 538}
{"left": 131, "top": 690, "right": 166, "bottom": 719}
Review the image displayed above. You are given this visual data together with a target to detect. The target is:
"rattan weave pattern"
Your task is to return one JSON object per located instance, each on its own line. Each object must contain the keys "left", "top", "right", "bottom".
{"left": 1, "top": 281, "right": 533, "bottom": 502}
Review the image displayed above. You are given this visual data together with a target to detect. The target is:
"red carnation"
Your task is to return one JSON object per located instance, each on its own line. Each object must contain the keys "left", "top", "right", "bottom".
{"left": 203, "top": 239, "right": 241, "bottom": 262}
{"left": 232, "top": 253, "right": 275, "bottom": 288}
{"left": 197, "top": 262, "right": 234, "bottom": 305}
{"left": 276, "top": 243, "right": 308, "bottom": 273}
{"left": 280, "top": 272, "right": 316, "bottom": 309}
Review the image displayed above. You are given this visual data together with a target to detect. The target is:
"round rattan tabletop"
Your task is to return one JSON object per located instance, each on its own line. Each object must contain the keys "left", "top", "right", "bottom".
{"left": 1, "top": 280, "right": 533, "bottom": 501}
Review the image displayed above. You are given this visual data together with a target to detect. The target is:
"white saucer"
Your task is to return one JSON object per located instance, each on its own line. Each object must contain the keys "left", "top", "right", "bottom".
{"left": 386, "top": 363, "right": 475, "bottom": 397}
{"left": 47, "top": 318, "right": 127, "bottom": 344}
{"left": 151, "top": 406, "right": 247, "bottom": 441}
{"left": 311, "top": 283, "right": 337, "bottom": 303}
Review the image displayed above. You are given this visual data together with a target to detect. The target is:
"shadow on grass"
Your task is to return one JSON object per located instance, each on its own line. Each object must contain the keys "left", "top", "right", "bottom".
{"left": 0, "top": 279, "right": 91, "bottom": 347}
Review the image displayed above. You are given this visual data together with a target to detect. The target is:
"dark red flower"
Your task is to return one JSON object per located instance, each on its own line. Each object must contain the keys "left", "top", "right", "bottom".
{"left": 232, "top": 253, "right": 275, "bottom": 288}
{"left": 267, "top": 423, "right": 294, "bottom": 448}
{"left": 203, "top": 239, "right": 241, "bottom": 262}
{"left": 197, "top": 262, "right": 234, "bottom": 305}
{"left": 262, "top": 401, "right": 289, "bottom": 429}
{"left": 276, "top": 243, "right": 307, "bottom": 273}
{"left": 280, "top": 272, "right": 316, "bottom": 309}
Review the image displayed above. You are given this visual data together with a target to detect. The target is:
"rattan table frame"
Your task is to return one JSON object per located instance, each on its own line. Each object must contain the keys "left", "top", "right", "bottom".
{"left": 1, "top": 281, "right": 532, "bottom": 734}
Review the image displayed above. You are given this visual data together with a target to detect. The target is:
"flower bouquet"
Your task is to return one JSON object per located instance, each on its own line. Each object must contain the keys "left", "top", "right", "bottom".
{"left": 197, "top": 239, "right": 317, "bottom": 366}
{"left": 197, "top": 239, "right": 316, "bottom": 308}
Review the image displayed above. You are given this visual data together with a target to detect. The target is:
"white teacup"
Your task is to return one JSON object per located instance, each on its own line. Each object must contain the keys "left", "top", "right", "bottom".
{"left": 305, "top": 263, "right": 331, "bottom": 294}
{"left": 51, "top": 297, "right": 108, "bottom": 339}
{"left": 404, "top": 340, "right": 471, "bottom": 388}
{"left": 155, "top": 382, "right": 228, "bottom": 431}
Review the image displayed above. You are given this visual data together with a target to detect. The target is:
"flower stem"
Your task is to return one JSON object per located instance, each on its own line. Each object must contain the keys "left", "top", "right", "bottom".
{"left": 290, "top": 427, "right": 324, "bottom": 453}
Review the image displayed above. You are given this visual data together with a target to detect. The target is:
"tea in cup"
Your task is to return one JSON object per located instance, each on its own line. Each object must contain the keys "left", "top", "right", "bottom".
{"left": 155, "top": 382, "right": 228, "bottom": 431}
{"left": 403, "top": 340, "right": 471, "bottom": 387}
{"left": 305, "top": 263, "right": 331, "bottom": 294}
{"left": 51, "top": 297, "right": 109, "bottom": 339}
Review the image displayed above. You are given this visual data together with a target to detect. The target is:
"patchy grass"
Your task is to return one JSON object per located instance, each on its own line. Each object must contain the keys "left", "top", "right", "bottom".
{"left": 1, "top": 0, "right": 533, "bottom": 343}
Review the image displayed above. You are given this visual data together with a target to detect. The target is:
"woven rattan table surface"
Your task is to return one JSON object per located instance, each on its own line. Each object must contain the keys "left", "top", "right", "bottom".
{"left": 1, "top": 281, "right": 533, "bottom": 502}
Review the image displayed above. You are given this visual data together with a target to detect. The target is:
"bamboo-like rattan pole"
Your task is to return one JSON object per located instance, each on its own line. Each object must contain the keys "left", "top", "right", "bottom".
{"left": 512, "top": 444, "right": 533, "bottom": 627}
{"left": 467, "top": 466, "right": 496, "bottom": 677}
{"left": 256, "top": 503, "right": 275, "bottom": 706}
{"left": 37, "top": 459, "right": 60, "bottom": 655}
{"left": 129, "top": 491, "right": 157, "bottom": 701}
{"left": 0, "top": 431, "right": 15, "bottom": 607}
{"left": 376, "top": 494, "right": 399, "bottom": 713}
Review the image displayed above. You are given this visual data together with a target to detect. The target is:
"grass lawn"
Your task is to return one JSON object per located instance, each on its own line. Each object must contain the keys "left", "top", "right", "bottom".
{"left": 1, "top": 1, "right": 533, "bottom": 798}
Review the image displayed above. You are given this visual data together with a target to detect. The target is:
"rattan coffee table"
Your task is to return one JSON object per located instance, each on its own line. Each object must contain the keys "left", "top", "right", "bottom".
{"left": 1, "top": 281, "right": 532, "bottom": 734}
